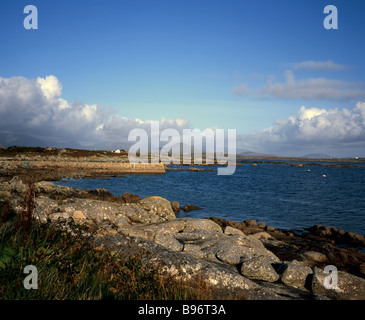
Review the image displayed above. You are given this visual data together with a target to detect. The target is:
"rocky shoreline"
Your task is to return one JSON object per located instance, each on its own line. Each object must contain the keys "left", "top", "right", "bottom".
{"left": 0, "top": 157, "right": 165, "bottom": 182}
{"left": 1, "top": 174, "right": 365, "bottom": 300}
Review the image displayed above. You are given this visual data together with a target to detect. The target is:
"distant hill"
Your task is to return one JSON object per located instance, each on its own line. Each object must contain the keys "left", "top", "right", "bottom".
{"left": 300, "top": 153, "right": 332, "bottom": 159}
{"left": 236, "top": 149, "right": 278, "bottom": 158}
{"left": 0, "top": 132, "right": 46, "bottom": 148}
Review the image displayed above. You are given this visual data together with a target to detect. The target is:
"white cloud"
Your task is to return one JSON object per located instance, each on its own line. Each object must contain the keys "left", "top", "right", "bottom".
{"left": 292, "top": 60, "right": 352, "bottom": 71}
{"left": 175, "top": 117, "right": 189, "bottom": 127}
{"left": 239, "top": 102, "right": 365, "bottom": 157}
{"left": 36, "top": 75, "right": 62, "bottom": 101}
{"left": 58, "top": 98, "right": 71, "bottom": 110}
{"left": 232, "top": 83, "right": 249, "bottom": 95}
{"left": 0, "top": 74, "right": 191, "bottom": 148}
{"left": 233, "top": 70, "right": 365, "bottom": 101}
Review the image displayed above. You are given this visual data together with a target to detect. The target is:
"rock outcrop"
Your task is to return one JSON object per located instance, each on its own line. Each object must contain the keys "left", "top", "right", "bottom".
{"left": 170, "top": 201, "right": 180, "bottom": 214}
{"left": 182, "top": 204, "right": 203, "bottom": 212}
{"left": 2, "top": 177, "right": 365, "bottom": 300}
{"left": 307, "top": 224, "right": 365, "bottom": 247}
{"left": 311, "top": 267, "right": 365, "bottom": 300}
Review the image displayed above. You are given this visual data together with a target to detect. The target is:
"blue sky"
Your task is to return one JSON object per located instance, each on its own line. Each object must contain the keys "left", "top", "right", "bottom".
{"left": 1, "top": 0, "right": 365, "bottom": 156}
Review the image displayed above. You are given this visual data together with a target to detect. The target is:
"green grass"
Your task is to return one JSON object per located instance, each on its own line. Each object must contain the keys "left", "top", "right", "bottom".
{"left": 0, "top": 191, "right": 217, "bottom": 300}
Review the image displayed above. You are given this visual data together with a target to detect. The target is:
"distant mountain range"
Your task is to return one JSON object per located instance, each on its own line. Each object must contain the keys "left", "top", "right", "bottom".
{"left": 0, "top": 133, "right": 334, "bottom": 159}
{"left": 236, "top": 149, "right": 278, "bottom": 158}
{"left": 0, "top": 132, "right": 86, "bottom": 150}
{"left": 0, "top": 132, "right": 46, "bottom": 148}
{"left": 300, "top": 153, "right": 332, "bottom": 159}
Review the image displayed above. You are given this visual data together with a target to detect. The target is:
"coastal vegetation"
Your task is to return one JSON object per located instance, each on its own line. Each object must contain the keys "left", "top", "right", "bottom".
{"left": 0, "top": 188, "right": 216, "bottom": 300}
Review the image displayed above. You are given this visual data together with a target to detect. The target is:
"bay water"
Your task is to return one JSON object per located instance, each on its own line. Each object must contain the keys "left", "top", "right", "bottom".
{"left": 54, "top": 161, "right": 365, "bottom": 236}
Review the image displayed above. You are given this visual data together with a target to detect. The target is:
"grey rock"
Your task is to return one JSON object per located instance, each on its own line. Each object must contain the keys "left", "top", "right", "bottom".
{"left": 244, "top": 219, "right": 257, "bottom": 227}
{"left": 48, "top": 211, "right": 71, "bottom": 221}
{"left": 256, "top": 282, "right": 330, "bottom": 300}
{"left": 216, "top": 245, "right": 256, "bottom": 265}
{"left": 300, "top": 251, "right": 328, "bottom": 265}
{"left": 183, "top": 232, "right": 279, "bottom": 264}
{"left": 95, "top": 224, "right": 119, "bottom": 237}
{"left": 122, "top": 193, "right": 141, "bottom": 203}
{"left": 72, "top": 210, "right": 87, "bottom": 223}
{"left": 224, "top": 226, "right": 245, "bottom": 236}
{"left": 138, "top": 196, "right": 176, "bottom": 221}
{"left": 257, "top": 221, "right": 266, "bottom": 229}
{"left": 261, "top": 238, "right": 304, "bottom": 262}
{"left": 119, "top": 204, "right": 159, "bottom": 224}
{"left": 275, "top": 262, "right": 313, "bottom": 289}
{"left": 214, "top": 240, "right": 279, "bottom": 266}
{"left": 251, "top": 232, "right": 273, "bottom": 240}
{"left": 183, "top": 218, "right": 222, "bottom": 233}
{"left": 201, "top": 234, "right": 256, "bottom": 251}
{"left": 58, "top": 199, "right": 121, "bottom": 224}
{"left": 33, "top": 210, "right": 48, "bottom": 223}
{"left": 49, "top": 197, "right": 176, "bottom": 226}
{"left": 117, "top": 225, "right": 153, "bottom": 240}
{"left": 35, "top": 181, "right": 83, "bottom": 199}
{"left": 235, "top": 234, "right": 272, "bottom": 250}
{"left": 34, "top": 197, "right": 55, "bottom": 213}
{"left": 182, "top": 244, "right": 206, "bottom": 258}
{"left": 176, "top": 227, "right": 224, "bottom": 240}
{"left": 308, "top": 224, "right": 365, "bottom": 247}
{"left": 154, "top": 232, "right": 184, "bottom": 252}
{"left": 114, "top": 215, "right": 130, "bottom": 228}
{"left": 170, "top": 201, "right": 180, "bottom": 214}
{"left": 7, "top": 177, "right": 365, "bottom": 301}
{"left": 311, "top": 267, "right": 365, "bottom": 300}
{"left": 93, "top": 234, "right": 260, "bottom": 294}
{"left": 3, "top": 176, "right": 27, "bottom": 194}
{"left": 141, "top": 219, "right": 186, "bottom": 235}
{"left": 182, "top": 204, "right": 202, "bottom": 212}
{"left": 241, "top": 255, "right": 280, "bottom": 282}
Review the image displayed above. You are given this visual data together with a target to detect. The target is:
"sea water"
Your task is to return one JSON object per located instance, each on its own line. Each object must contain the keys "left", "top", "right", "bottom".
{"left": 54, "top": 162, "right": 365, "bottom": 235}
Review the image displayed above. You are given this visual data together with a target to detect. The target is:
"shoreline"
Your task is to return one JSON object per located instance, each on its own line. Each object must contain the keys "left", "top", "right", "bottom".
{"left": 1, "top": 148, "right": 364, "bottom": 250}
{"left": 1, "top": 148, "right": 364, "bottom": 243}
{"left": 55, "top": 174, "right": 364, "bottom": 241}
{"left": 1, "top": 176, "right": 365, "bottom": 300}
{"left": 1, "top": 147, "right": 365, "bottom": 300}
{"left": 1, "top": 146, "right": 365, "bottom": 181}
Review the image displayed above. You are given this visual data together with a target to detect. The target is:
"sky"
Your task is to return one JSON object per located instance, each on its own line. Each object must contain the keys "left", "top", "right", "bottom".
{"left": 1, "top": 0, "right": 365, "bottom": 157}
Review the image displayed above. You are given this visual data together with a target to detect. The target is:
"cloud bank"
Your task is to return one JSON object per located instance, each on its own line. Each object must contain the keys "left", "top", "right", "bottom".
{"left": 239, "top": 102, "right": 365, "bottom": 157}
{"left": 292, "top": 60, "right": 352, "bottom": 71}
{"left": 233, "top": 59, "right": 364, "bottom": 101}
{"left": 0, "top": 75, "right": 190, "bottom": 149}
{"left": 1, "top": 74, "right": 365, "bottom": 157}
{"left": 233, "top": 70, "right": 365, "bottom": 101}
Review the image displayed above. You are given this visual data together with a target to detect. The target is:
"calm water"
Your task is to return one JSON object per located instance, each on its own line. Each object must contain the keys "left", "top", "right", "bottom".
{"left": 54, "top": 162, "right": 365, "bottom": 235}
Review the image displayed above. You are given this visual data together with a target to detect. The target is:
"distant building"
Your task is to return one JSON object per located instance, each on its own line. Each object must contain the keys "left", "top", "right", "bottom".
{"left": 114, "top": 149, "right": 126, "bottom": 154}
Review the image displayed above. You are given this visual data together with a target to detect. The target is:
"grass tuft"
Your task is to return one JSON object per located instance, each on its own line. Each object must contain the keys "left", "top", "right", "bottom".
{"left": 0, "top": 183, "right": 221, "bottom": 300}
